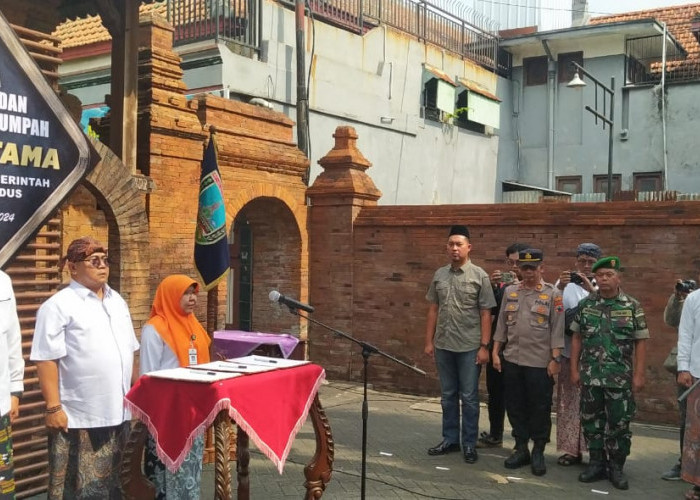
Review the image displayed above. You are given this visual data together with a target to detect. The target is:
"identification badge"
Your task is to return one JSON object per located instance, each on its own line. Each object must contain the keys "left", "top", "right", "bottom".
{"left": 188, "top": 348, "right": 198, "bottom": 366}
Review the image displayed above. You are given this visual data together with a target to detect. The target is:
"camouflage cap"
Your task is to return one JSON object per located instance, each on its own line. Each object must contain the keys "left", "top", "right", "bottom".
{"left": 591, "top": 256, "right": 620, "bottom": 273}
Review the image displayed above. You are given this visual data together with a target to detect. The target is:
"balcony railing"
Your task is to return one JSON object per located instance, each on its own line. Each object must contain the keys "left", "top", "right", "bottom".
{"left": 282, "top": 0, "right": 510, "bottom": 75}
{"left": 166, "top": 0, "right": 261, "bottom": 50}
{"left": 625, "top": 35, "right": 699, "bottom": 85}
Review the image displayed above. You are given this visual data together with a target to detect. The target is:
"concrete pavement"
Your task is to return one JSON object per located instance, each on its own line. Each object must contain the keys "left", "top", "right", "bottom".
{"left": 200, "top": 380, "right": 690, "bottom": 499}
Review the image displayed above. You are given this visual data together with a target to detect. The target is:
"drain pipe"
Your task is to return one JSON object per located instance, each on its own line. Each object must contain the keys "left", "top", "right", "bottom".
{"left": 295, "top": 0, "right": 310, "bottom": 161}
{"left": 661, "top": 22, "right": 669, "bottom": 189}
{"left": 541, "top": 39, "right": 556, "bottom": 190}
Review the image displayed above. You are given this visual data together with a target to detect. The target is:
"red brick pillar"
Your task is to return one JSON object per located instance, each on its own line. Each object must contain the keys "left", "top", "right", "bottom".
{"left": 306, "top": 126, "right": 381, "bottom": 378}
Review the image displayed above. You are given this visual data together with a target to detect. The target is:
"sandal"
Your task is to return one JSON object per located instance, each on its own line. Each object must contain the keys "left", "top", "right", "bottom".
{"left": 557, "top": 454, "right": 582, "bottom": 466}
{"left": 476, "top": 432, "right": 502, "bottom": 448}
{"left": 685, "top": 486, "right": 700, "bottom": 500}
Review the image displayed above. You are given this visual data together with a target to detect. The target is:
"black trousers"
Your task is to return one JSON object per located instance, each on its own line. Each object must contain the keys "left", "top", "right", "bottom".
{"left": 502, "top": 359, "right": 554, "bottom": 444}
{"left": 485, "top": 358, "right": 505, "bottom": 439}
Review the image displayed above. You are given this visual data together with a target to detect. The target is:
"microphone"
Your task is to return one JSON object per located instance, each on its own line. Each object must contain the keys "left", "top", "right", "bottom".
{"left": 269, "top": 290, "right": 315, "bottom": 313}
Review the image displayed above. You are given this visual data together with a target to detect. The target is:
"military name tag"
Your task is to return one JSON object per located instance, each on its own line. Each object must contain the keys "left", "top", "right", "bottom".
{"left": 582, "top": 307, "right": 602, "bottom": 317}
{"left": 610, "top": 309, "right": 632, "bottom": 317}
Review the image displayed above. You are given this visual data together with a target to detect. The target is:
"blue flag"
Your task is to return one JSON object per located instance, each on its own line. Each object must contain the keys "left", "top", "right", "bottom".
{"left": 194, "top": 137, "right": 230, "bottom": 290}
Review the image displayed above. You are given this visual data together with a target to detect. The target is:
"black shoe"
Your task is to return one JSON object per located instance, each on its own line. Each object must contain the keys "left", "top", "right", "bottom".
{"left": 608, "top": 462, "right": 629, "bottom": 490}
{"left": 531, "top": 447, "right": 546, "bottom": 476}
{"left": 579, "top": 450, "right": 608, "bottom": 483}
{"left": 504, "top": 447, "right": 531, "bottom": 469}
{"left": 463, "top": 446, "right": 478, "bottom": 464}
{"left": 427, "top": 440, "right": 460, "bottom": 456}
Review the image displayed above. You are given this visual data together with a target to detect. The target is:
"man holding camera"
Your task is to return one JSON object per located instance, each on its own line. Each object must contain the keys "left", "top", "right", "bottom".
{"left": 661, "top": 278, "right": 697, "bottom": 481}
{"left": 570, "top": 256, "right": 649, "bottom": 490}
{"left": 554, "top": 243, "right": 602, "bottom": 468}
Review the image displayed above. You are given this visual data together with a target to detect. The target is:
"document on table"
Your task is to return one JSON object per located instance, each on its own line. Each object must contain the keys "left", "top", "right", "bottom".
{"left": 193, "top": 360, "right": 276, "bottom": 374}
{"left": 146, "top": 367, "right": 243, "bottom": 382}
{"left": 228, "top": 355, "right": 311, "bottom": 369}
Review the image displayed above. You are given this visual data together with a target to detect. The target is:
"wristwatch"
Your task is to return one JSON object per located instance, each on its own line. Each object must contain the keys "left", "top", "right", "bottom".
{"left": 551, "top": 355, "right": 562, "bottom": 363}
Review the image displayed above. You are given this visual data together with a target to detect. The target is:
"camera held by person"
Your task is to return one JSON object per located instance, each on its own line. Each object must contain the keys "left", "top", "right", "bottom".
{"left": 675, "top": 279, "right": 697, "bottom": 296}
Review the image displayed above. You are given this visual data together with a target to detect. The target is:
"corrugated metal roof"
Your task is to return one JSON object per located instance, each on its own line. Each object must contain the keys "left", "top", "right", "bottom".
{"left": 424, "top": 63, "right": 456, "bottom": 86}
{"left": 457, "top": 77, "right": 501, "bottom": 102}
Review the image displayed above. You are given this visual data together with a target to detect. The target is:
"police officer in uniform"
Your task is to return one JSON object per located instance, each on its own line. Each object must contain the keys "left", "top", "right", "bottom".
{"left": 493, "top": 248, "right": 564, "bottom": 476}
{"left": 570, "top": 256, "right": 649, "bottom": 490}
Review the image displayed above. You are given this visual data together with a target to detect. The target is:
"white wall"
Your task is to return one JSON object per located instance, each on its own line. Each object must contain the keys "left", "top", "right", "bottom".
{"left": 192, "top": 0, "right": 504, "bottom": 205}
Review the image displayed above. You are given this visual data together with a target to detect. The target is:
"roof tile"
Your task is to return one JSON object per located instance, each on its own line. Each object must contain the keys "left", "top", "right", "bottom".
{"left": 54, "top": 1, "right": 167, "bottom": 49}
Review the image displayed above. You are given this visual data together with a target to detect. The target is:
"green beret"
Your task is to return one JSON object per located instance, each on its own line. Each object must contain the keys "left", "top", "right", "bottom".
{"left": 591, "top": 256, "right": 621, "bottom": 273}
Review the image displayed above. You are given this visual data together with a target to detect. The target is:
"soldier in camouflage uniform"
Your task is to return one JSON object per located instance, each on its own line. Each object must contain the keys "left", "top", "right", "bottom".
{"left": 570, "top": 256, "right": 649, "bottom": 490}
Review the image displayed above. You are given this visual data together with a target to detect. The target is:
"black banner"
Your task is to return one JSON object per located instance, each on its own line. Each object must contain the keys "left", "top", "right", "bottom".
{"left": 0, "top": 11, "right": 98, "bottom": 267}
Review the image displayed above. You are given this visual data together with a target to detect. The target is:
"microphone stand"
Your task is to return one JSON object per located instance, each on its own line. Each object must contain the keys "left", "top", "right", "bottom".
{"left": 282, "top": 305, "right": 425, "bottom": 500}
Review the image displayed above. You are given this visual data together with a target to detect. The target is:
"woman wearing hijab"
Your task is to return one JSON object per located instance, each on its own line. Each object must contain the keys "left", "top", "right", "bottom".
{"left": 140, "top": 275, "right": 211, "bottom": 499}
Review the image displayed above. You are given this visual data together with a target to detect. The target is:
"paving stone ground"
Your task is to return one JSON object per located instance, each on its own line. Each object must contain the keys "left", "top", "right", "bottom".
{"left": 24, "top": 380, "right": 690, "bottom": 499}
{"left": 201, "top": 380, "right": 690, "bottom": 499}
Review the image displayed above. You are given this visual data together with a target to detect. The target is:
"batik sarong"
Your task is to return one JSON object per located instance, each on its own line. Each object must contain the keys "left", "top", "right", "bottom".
{"left": 0, "top": 414, "right": 15, "bottom": 500}
{"left": 47, "top": 422, "right": 130, "bottom": 499}
{"left": 682, "top": 380, "right": 700, "bottom": 486}
{"left": 556, "top": 357, "right": 586, "bottom": 456}
{"left": 145, "top": 433, "right": 204, "bottom": 500}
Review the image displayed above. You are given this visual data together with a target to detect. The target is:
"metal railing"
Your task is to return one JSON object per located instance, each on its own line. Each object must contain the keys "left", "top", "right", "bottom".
{"left": 625, "top": 35, "right": 700, "bottom": 85}
{"left": 285, "top": 0, "right": 509, "bottom": 75}
{"left": 166, "top": 0, "right": 261, "bottom": 50}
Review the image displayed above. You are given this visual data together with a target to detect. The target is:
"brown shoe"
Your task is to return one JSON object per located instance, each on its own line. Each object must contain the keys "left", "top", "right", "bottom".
{"left": 476, "top": 433, "right": 503, "bottom": 448}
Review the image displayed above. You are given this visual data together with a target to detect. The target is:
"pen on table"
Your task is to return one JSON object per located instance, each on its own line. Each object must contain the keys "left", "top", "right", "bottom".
{"left": 189, "top": 369, "right": 217, "bottom": 375}
{"left": 222, "top": 360, "right": 249, "bottom": 368}
{"left": 254, "top": 358, "right": 277, "bottom": 364}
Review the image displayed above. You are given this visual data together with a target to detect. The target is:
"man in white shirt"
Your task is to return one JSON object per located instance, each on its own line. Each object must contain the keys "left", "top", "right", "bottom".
{"left": 31, "top": 237, "right": 139, "bottom": 499}
{"left": 677, "top": 287, "right": 700, "bottom": 500}
{"left": 554, "top": 243, "right": 601, "bottom": 468}
{"left": 0, "top": 270, "right": 24, "bottom": 497}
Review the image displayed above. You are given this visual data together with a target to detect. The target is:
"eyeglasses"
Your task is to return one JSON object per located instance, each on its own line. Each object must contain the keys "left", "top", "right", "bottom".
{"left": 82, "top": 255, "right": 110, "bottom": 267}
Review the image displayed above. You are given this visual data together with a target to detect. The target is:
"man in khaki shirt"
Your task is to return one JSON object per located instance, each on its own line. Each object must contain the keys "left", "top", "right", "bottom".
{"left": 425, "top": 225, "right": 496, "bottom": 464}
{"left": 493, "top": 248, "right": 564, "bottom": 476}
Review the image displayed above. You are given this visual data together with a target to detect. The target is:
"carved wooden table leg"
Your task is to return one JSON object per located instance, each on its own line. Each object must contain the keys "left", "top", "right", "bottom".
{"left": 236, "top": 425, "right": 250, "bottom": 500}
{"left": 120, "top": 421, "right": 156, "bottom": 500}
{"left": 213, "top": 410, "right": 232, "bottom": 500}
{"left": 303, "top": 394, "right": 334, "bottom": 499}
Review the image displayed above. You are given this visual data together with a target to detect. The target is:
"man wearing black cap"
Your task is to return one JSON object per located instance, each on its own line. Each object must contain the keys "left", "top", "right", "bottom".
{"left": 554, "top": 243, "right": 601, "bottom": 467}
{"left": 425, "top": 225, "right": 496, "bottom": 464}
{"left": 492, "top": 248, "right": 564, "bottom": 476}
{"left": 570, "top": 256, "right": 649, "bottom": 490}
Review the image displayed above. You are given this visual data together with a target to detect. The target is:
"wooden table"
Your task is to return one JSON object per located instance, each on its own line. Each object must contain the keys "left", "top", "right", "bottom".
{"left": 120, "top": 364, "right": 334, "bottom": 499}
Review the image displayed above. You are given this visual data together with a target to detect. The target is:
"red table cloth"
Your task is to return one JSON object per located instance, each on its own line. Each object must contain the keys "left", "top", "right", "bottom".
{"left": 124, "top": 363, "right": 325, "bottom": 473}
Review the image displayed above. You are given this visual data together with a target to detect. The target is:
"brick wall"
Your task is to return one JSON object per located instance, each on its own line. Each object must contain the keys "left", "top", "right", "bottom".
{"left": 138, "top": 13, "right": 310, "bottom": 334}
{"left": 308, "top": 194, "right": 700, "bottom": 424}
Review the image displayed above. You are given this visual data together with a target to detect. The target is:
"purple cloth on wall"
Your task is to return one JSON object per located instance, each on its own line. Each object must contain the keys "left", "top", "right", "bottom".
{"left": 213, "top": 330, "right": 299, "bottom": 359}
